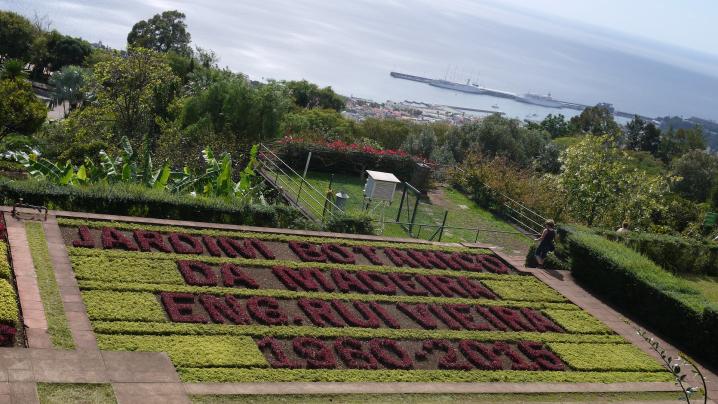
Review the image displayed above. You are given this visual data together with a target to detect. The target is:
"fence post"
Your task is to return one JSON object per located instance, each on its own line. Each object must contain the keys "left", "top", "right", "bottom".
{"left": 437, "top": 210, "right": 448, "bottom": 242}
{"left": 396, "top": 184, "right": 407, "bottom": 222}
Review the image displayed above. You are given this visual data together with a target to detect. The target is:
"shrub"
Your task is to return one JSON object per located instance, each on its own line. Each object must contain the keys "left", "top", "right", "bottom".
{"left": 0, "top": 179, "right": 307, "bottom": 229}
{"left": 563, "top": 225, "right": 718, "bottom": 368}
{"left": 324, "top": 214, "right": 375, "bottom": 235}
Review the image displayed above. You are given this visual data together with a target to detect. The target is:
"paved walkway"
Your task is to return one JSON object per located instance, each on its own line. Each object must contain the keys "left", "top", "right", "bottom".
{"left": 0, "top": 208, "right": 715, "bottom": 403}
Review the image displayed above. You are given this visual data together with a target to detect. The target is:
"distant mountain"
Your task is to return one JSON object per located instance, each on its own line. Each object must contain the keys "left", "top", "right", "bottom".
{"left": 658, "top": 116, "right": 718, "bottom": 150}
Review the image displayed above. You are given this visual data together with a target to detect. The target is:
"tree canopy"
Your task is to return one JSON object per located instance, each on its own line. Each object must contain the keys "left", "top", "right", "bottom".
{"left": 0, "top": 11, "right": 35, "bottom": 61}
{"left": 127, "top": 10, "right": 192, "bottom": 55}
{"left": 285, "top": 80, "right": 345, "bottom": 112}
{"left": 569, "top": 104, "right": 621, "bottom": 137}
{"left": 0, "top": 77, "right": 47, "bottom": 136}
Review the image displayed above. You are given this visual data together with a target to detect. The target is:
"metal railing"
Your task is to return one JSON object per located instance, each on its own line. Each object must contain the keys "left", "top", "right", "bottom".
{"left": 257, "top": 144, "right": 341, "bottom": 222}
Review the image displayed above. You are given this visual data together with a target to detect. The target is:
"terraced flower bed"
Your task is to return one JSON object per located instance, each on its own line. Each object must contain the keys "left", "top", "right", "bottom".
{"left": 58, "top": 218, "right": 670, "bottom": 383}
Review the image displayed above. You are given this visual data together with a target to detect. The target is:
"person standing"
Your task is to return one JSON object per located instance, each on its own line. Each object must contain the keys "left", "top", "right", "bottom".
{"left": 534, "top": 220, "right": 556, "bottom": 268}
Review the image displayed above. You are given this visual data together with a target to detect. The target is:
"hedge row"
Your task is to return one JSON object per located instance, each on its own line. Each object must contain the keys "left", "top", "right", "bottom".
{"left": 0, "top": 242, "right": 11, "bottom": 280}
{"left": 596, "top": 229, "right": 718, "bottom": 275}
{"left": 178, "top": 368, "right": 671, "bottom": 383}
{"left": 70, "top": 255, "right": 563, "bottom": 302}
{"left": 91, "top": 321, "right": 625, "bottom": 343}
{"left": 541, "top": 309, "right": 612, "bottom": 335}
{"left": 564, "top": 226, "right": 718, "bottom": 368}
{"left": 59, "top": 219, "right": 490, "bottom": 254}
{"left": 0, "top": 179, "right": 309, "bottom": 230}
{"left": 78, "top": 283, "right": 576, "bottom": 310}
{"left": 68, "top": 249, "right": 513, "bottom": 282}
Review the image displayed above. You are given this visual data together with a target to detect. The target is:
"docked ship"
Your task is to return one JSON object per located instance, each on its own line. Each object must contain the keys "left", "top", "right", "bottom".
{"left": 429, "top": 79, "right": 487, "bottom": 94}
{"left": 516, "top": 92, "right": 563, "bottom": 108}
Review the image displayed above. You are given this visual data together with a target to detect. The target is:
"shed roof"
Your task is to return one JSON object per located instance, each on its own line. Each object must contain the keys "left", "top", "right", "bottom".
{"left": 366, "top": 170, "right": 400, "bottom": 183}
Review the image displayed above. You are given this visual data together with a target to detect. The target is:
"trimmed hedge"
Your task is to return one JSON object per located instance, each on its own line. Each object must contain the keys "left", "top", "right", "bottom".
{"left": 91, "top": 321, "right": 627, "bottom": 343}
{"left": 597, "top": 230, "right": 718, "bottom": 275}
{"left": 564, "top": 226, "right": 718, "bottom": 368}
{"left": 0, "top": 242, "right": 11, "bottom": 280}
{"left": 542, "top": 309, "right": 612, "bottom": 335}
{"left": 178, "top": 368, "right": 671, "bottom": 383}
{"left": 0, "top": 179, "right": 309, "bottom": 230}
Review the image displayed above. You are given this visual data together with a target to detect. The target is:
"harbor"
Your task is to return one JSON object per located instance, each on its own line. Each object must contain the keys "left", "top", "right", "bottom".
{"left": 390, "top": 71, "right": 654, "bottom": 121}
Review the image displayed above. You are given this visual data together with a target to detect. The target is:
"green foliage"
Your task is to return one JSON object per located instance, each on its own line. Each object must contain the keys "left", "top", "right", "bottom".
{"left": 596, "top": 229, "right": 718, "bottom": 275}
{"left": 481, "top": 279, "right": 567, "bottom": 302}
{"left": 280, "top": 108, "right": 355, "bottom": 140}
{"left": 538, "top": 114, "right": 571, "bottom": 138}
{"left": 82, "top": 291, "right": 167, "bottom": 322}
{"left": 568, "top": 104, "right": 620, "bottom": 137}
{"left": 564, "top": 226, "right": 718, "bottom": 368}
{"left": 542, "top": 309, "right": 612, "bottom": 334}
{"left": 624, "top": 116, "right": 661, "bottom": 155}
{"left": 127, "top": 10, "right": 192, "bottom": 56}
{"left": 0, "top": 11, "right": 36, "bottom": 61}
{"left": 25, "top": 222, "right": 74, "bottom": 349}
{"left": 558, "top": 135, "right": 670, "bottom": 227}
{"left": 323, "top": 213, "right": 375, "bottom": 235}
{"left": 89, "top": 47, "right": 179, "bottom": 141}
{"left": 670, "top": 149, "right": 718, "bottom": 202}
{"left": 49, "top": 65, "right": 89, "bottom": 115}
{"left": 0, "top": 77, "right": 47, "bottom": 135}
{"left": 0, "top": 279, "right": 19, "bottom": 326}
{"left": 525, "top": 244, "right": 571, "bottom": 271}
{"left": 0, "top": 59, "right": 26, "bottom": 80}
{"left": 178, "top": 368, "right": 670, "bottom": 383}
{"left": 658, "top": 126, "right": 706, "bottom": 163}
{"left": 0, "top": 242, "right": 12, "bottom": 280}
{"left": 91, "top": 321, "right": 625, "bottom": 344}
{"left": 355, "top": 118, "right": 417, "bottom": 150}
{"left": 30, "top": 30, "right": 92, "bottom": 78}
{"left": 97, "top": 335, "right": 268, "bottom": 368}
{"left": 285, "top": 80, "right": 345, "bottom": 112}
{"left": 546, "top": 343, "right": 664, "bottom": 371}
{"left": 0, "top": 179, "right": 306, "bottom": 229}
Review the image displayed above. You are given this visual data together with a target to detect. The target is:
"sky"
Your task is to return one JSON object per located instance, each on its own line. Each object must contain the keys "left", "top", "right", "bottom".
{"left": 2, "top": 0, "right": 718, "bottom": 119}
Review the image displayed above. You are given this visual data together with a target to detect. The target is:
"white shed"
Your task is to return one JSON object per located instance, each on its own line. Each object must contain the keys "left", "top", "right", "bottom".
{"left": 363, "top": 170, "right": 400, "bottom": 202}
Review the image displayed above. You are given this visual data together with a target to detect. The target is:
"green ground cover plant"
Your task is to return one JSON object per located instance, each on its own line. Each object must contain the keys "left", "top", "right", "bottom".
{"left": 25, "top": 222, "right": 74, "bottom": 349}
{"left": 0, "top": 279, "right": 19, "bottom": 326}
{"left": 37, "top": 383, "right": 117, "bottom": 404}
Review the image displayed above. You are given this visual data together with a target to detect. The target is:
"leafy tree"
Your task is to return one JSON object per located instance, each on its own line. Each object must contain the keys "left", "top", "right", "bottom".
{"left": 355, "top": 118, "right": 416, "bottom": 150}
{"left": 658, "top": 126, "right": 706, "bottom": 163}
{"left": 0, "top": 77, "right": 47, "bottom": 136}
{"left": 624, "top": 115, "right": 661, "bottom": 155}
{"left": 559, "top": 135, "right": 669, "bottom": 227}
{"left": 451, "top": 114, "right": 549, "bottom": 166}
{"left": 49, "top": 65, "right": 89, "bottom": 116}
{"left": 402, "top": 127, "right": 437, "bottom": 159}
{"left": 88, "top": 47, "right": 179, "bottom": 142}
{"left": 127, "top": 10, "right": 192, "bottom": 55}
{"left": 670, "top": 150, "right": 718, "bottom": 202}
{"left": 280, "top": 108, "right": 355, "bottom": 140}
{"left": 539, "top": 113, "right": 571, "bottom": 138}
{"left": 569, "top": 104, "right": 621, "bottom": 137}
{"left": 30, "top": 31, "right": 92, "bottom": 79}
{"left": 0, "top": 59, "right": 26, "bottom": 80}
{"left": 0, "top": 11, "right": 36, "bottom": 61}
{"left": 285, "top": 80, "right": 345, "bottom": 112}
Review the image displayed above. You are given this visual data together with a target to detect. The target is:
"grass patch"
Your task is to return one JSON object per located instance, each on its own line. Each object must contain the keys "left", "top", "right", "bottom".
{"left": 37, "top": 383, "right": 116, "bottom": 404}
{"left": 190, "top": 391, "right": 683, "bottom": 403}
{"left": 25, "top": 222, "right": 75, "bottom": 349}
{"left": 678, "top": 274, "right": 718, "bottom": 303}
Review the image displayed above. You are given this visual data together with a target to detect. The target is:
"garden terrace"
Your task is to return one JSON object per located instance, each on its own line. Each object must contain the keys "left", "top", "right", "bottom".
{"left": 1, "top": 207, "right": 714, "bottom": 402}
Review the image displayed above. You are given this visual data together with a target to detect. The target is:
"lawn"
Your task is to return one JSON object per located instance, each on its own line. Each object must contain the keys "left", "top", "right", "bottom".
{"left": 37, "top": 383, "right": 116, "bottom": 404}
{"left": 274, "top": 171, "right": 531, "bottom": 255}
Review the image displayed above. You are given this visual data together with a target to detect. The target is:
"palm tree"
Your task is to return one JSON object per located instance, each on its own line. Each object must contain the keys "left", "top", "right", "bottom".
{"left": 49, "top": 65, "right": 88, "bottom": 117}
